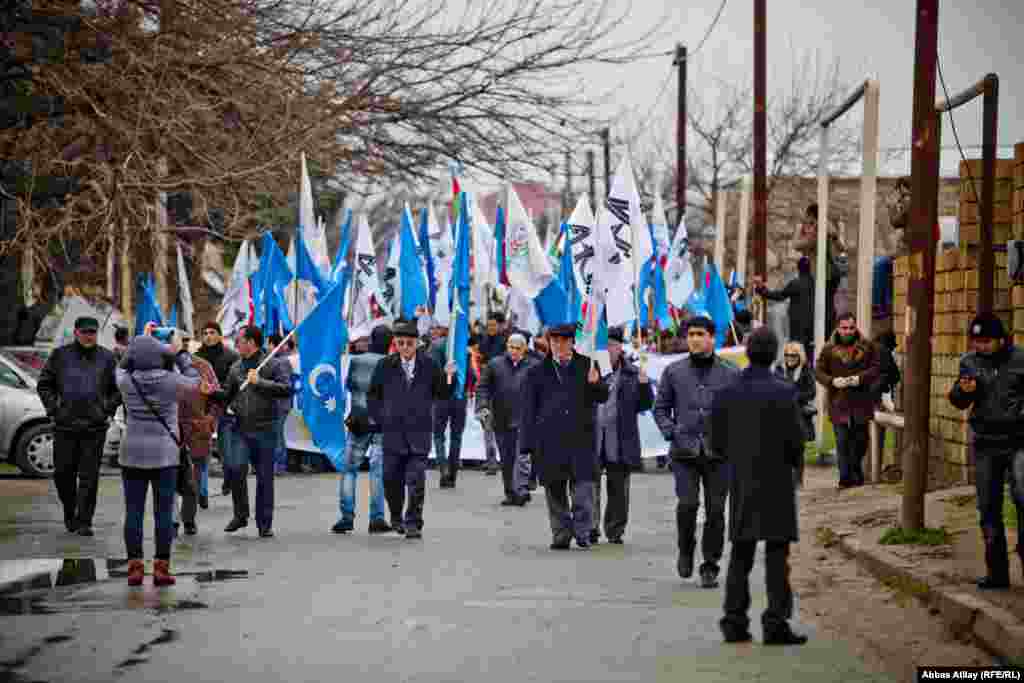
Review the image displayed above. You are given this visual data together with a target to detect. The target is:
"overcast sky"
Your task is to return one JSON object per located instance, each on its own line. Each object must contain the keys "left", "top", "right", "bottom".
{"left": 580, "top": 0, "right": 1024, "bottom": 177}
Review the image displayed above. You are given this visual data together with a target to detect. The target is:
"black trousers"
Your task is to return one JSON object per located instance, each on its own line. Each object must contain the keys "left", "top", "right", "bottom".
{"left": 383, "top": 451, "right": 428, "bottom": 531}
{"left": 671, "top": 458, "right": 729, "bottom": 572}
{"left": 834, "top": 420, "right": 869, "bottom": 486}
{"left": 975, "top": 447, "right": 1024, "bottom": 581}
{"left": 593, "top": 463, "right": 631, "bottom": 541}
{"left": 722, "top": 540, "right": 794, "bottom": 633}
{"left": 53, "top": 430, "right": 105, "bottom": 527}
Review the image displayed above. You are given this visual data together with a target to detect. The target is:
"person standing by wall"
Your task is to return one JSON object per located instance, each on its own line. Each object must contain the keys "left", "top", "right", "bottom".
{"left": 37, "top": 316, "right": 120, "bottom": 537}
{"left": 519, "top": 324, "right": 609, "bottom": 550}
{"left": 814, "top": 312, "right": 880, "bottom": 489}
{"left": 653, "top": 316, "right": 739, "bottom": 588}
{"left": 948, "top": 313, "right": 1024, "bottom": 589}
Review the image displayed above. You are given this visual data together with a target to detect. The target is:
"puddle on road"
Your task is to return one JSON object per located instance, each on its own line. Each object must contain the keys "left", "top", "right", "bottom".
{"left": 0, "top": 558, "right": 251, "bottom": 616}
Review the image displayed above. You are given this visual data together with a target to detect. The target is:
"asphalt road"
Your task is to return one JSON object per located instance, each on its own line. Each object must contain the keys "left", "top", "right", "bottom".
{"left": 0, "top": 465, "right": 892, "bottom": 683}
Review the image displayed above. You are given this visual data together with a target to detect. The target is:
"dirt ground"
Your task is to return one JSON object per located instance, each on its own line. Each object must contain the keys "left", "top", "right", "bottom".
{"left": 791, "top": 465, "right": 1000, "bottom": 680}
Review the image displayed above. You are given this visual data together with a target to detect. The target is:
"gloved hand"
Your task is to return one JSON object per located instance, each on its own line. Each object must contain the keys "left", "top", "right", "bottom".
{"left": 832, "top": 377, "right": 847, "bottom": 389}
{"left": 848, "top": 374, "right": 860, "bottom": 387}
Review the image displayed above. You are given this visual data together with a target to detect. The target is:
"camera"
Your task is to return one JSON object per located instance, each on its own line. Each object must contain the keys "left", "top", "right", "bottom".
{"left": 151, "top": 326, "right": 176, "bottom": 343}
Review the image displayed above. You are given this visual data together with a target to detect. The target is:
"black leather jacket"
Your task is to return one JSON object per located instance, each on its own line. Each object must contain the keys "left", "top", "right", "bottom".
{"left": 948, "top": 344, "right": 1024, "bottom": 447}
{"left": 37, "top": 342, "right": 119, "bottom": 433}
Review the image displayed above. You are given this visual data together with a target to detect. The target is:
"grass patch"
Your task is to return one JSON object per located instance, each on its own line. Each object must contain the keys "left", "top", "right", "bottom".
{"left": 879, "top": 526, "right": 952, "bottom": 546}
{"left": 815, "top": 526, "right": 839, "bottom": 548}
{"left": 1006, "top": 490, "right": 1018, "bottom": 529}
{"left": 880, "top": 573, "right": 931, "bottom": 606}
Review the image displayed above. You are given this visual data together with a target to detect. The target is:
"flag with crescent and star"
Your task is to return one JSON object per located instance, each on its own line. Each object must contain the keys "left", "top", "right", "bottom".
{"left": 297, "top": 278, "right": 349, "bottom": 471}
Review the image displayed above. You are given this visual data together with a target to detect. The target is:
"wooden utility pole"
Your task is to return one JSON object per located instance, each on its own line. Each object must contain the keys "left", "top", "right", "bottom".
{"left": 602, "top": 127, "right": 611, "bottom": 201}
{"left": 752, "top": 0, "right": 768, "bottom": 287}
{"left": 674, "top": 44, "right": 687, "bottom": 226}
{"left": 901, "top": 0, "right": 940, "bottom": 531}
{"left": 587, "top": 149, "right": 596, "bottom": 212}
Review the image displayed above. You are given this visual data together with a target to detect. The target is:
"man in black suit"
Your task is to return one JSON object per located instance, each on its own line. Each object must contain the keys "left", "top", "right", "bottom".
{"left": 368, "top": 319, "right": 455, "bottom": 539}
{"left": 711, "top": 326, "right": 807, "bottom": 646}
{"left": 520, "top": 323, "right": 609, "bottom": 550}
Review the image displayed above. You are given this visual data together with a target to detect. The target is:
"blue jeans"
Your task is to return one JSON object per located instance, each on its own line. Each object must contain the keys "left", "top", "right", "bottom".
{"left": 834, "top": 421, "right": 869, "bottom": 486}
{"left": 273, "top": 416, "right": 288, "bottom": 472}
{"left": 196, "top": 460, "right": 209, "bottom": 498}
{"left": 122, "top": 466, "right": 177, "bottom": 561}
{"left": 232, "top": 429, "right": 278, "bottom": 530}
{"left": 338, "top": 432, "right": 385, "bottom": 524}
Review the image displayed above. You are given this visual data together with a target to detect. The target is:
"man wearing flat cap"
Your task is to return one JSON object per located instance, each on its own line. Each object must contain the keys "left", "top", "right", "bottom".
{"left": 949, "top": 312, "right": 1024, "bottom": 590}
{"left": 368, "top": 318, "right": 456, "bottom": 539}
{"left": 37, "top": 316, "right": 120, "bottom": 536}
{"left": 520, "top": 323, "right": 609, "bottom": 549}
{"left": 654, "top": 315, "right": 739, "bottom": 587}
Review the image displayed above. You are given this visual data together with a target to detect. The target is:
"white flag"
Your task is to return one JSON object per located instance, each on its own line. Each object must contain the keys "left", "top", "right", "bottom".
{"left": 469, "top": 192, "right": 495, "bottom": 287}
{"left": 379, "top": 231, "right": 401, "bottom": 317}
{"left": 504, "top": 184, "right": 553, "bottom": 299}
{"left": 217, "top": 240, "right": 257, "bottom": 338}
{"left": 566, "top": 193, "right": 597, "bottom": 299}
{"left": 350, "top": 214, "right": 390, "bottom": 340}
{"left": 665, "top": 214, "right": 694, "bottom": 308}
{"left": 175, "top": 242, "right": 194, "bottom": 336}
{"left": 427, "top": 204, "right": 453, "bottom": 326}
{"left": 650, "top": 191, "right": 671, "bottom": 266}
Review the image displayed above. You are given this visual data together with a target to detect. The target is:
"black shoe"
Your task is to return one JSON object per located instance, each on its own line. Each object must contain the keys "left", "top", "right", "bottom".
{"left": 221, "top": 481, "right": 231, "bottom": 496}
{"left": 762, "top": 627, "right": 808, "bottom": 646}
{"left": 677, "top": 554, "right": 694, "bottom": 579}
{"left": 608, "top": 537, "right": 624, "bottom": 545}
{"left": 523, "top": 492, "right": 532, "bottom": 502}
{"left": 721, "top": 626, "right": 753, "bottom": 644}
{"left": 64, "top": 519, "right": 77, "bottom": 533}
{"left": 405, "top": 528, "right": 422, "bottom": 540}
{"left": 500, "top": 497, "right": 518, "bottom": 506}
{"left": 259, "top": 528, "right": 274, "bottom": 538}
{"left": 589, "top": 530, "right": 600, "bottom": 544}
{"left": 485, "top": 468, "right": 498, "bottom": 476}
{"left": 392, "top": 522, "right": 406, "bottom": 535}
{"left": 224, "top": 518, "right": 248, "bottom": 533}
{"left": 575, "top": 538, "right": 591, "bottom": 550}
{"left": 184, "top": 522, "right": 198, "bottom": 536}
{"left": 439, "top": 477, "right": 452, "bottom": 489}
{"left": 528, "top": 480, "right": 538, "bottom": 491}
{"left": 977, "top": 576, "right": 1010, "bottom": 590}
{"left": 331, "top": 520, "right": 353, "bottom": 534}
{"left": 550, "top": 539, "right": 571, "bottom": 550}
{"left": 76, "top": 525, "right": 94, "bottom": 537}
{"left": 700, "top": 568, "right": 719, "bottom": 589}
{"left": 368, "top": 519, "right": 393, "bottom": 534}
{"left": 199, "top": 495, "right": 209, "bottom": 510}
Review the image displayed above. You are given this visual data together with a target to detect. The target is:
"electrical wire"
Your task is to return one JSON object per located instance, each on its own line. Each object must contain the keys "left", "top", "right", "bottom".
{"left": 687, "top": 0, "right": 729, "bottom": 61}
{"left": 936, "top": 55, "right": 980, "bottom": 205}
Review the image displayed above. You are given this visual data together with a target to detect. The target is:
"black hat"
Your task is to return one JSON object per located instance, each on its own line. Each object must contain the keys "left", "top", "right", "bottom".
{"left": 607, "top": 326, "right": 626, "bottom": 344}
{"left": 968, "top": 312, "right": 1006, "bottom": 340}
{"left": 687, "top": 315, "right": 715, "bottom": 334}
{"left": 392, "top": 319, "right": 419, "bottom": 338}
{"left": 74, "top": 316, "right": 99, "bottom": 332}
{"left": 548, "top": 323, "right": 576, "bottom": 339}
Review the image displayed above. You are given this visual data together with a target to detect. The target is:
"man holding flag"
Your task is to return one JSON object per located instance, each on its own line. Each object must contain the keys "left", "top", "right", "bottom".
{"left": 368, "top": 320, "right": 456, "bottom": 539}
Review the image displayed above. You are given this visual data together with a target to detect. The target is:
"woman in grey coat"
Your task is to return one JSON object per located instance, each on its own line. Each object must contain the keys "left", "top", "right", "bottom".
{"left": 116, "top": 331, "right": 204, "bottom": 587}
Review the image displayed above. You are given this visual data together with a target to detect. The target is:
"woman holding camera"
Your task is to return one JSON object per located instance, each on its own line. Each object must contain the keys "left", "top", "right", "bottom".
{"left": 117, "top": 327, "right": 207, "bottom": 586}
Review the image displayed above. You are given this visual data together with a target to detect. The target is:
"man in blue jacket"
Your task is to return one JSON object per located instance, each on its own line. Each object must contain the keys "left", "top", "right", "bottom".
{"left": 37, "top": 316, "right": 120, "bottom": 536}
{"left": 368, "top": 319, "right": 455, "bottom": 539}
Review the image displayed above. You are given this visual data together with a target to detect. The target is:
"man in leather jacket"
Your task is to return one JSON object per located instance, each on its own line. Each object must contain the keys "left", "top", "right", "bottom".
{"left": 949, "top": 312, "right": 1024, "bottom": 590}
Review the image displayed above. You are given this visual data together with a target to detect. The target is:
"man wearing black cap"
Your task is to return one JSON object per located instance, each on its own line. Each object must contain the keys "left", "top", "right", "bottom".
{"left": 654, "top": 315, "right": 739, "bottom": 587}
{"left": 713, "top": 326, "right": 807, "bottom": 645}
{"left": 37, "top": 316, "right": 120, "bottom": 536}
{"left": 368, "top": 319, "right": 456, "bottom": 539}
{"left": 591, "top": 326, "right": 654, "bottom": 544}
{"left": 949, "top": 312, "right": 1024, "bottom": 589}
{"left": 520, "top": 323, "right": 609, "bottom": 549}
{"left": 755, "top": 255, "right": 815, "bottom": 362}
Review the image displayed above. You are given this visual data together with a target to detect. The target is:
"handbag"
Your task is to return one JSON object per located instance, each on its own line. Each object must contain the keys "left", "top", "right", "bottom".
{"left": 128, "top": 372, "right": 196, "bottom": 497}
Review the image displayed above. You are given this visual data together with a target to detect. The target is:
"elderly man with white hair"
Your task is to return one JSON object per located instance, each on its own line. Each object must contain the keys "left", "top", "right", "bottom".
{"left": 477, "top": 332, "right": 536, "bottom": 506}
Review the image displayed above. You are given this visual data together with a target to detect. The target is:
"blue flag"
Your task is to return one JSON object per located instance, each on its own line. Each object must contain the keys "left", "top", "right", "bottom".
{"left": 557, "top": 222, "right": 581, "bottom": 324}
{"left": 706, "top": 264, "right": 734, "bottom": 349}
{"left": 167, "top": 305, "right": 177, "bottom": 329}
{"left": 295, "top": 230, "right": 329, "bottom": 300}
{"left": 399, "top": 208, "right": 429, "bottom": 319}
{"left": 133, "top": 274, "right": 164, "bottom": 336}
{"left": 449, "top": 193, "right": 472, "bottom": 399}
{"left": 297, "top": 280, "right": 349, "bottom": 471}
{"left": 418, "top": 208, "right": 438, "bottom": 313}
{"left": 330, "top": 208, "right": 353, "bottom": 283}
{"left": 252, "top": 232, "right": 294, "bottom": 337}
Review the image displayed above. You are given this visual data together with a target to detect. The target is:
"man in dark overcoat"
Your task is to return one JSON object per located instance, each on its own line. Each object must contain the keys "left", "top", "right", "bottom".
{"left": 520, "top": 323, "right": 609, "bottom": 549}
{"left": 653, "top": 315, "right": 739, "bottom": 587}
{"left": 591, "top": 326, "right": 654, "bottom": 544}
{"left": 368, "top": 319, "right": 455, "bottom": 539}
{"left": 711, "top": 327, "right": 808, "bottom": 646}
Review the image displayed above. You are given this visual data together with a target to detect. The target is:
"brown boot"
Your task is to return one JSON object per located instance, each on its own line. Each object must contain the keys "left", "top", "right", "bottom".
{"left": 127, "top": 560, "right": 145, "bottom": 587}
{"left": 153, "top": 559, "right": 176, "bottom": 587}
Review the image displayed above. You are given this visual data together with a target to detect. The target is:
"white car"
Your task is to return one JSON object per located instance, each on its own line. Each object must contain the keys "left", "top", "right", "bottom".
{"left": 0, "top": 348, "right": 122, "bottom": 477}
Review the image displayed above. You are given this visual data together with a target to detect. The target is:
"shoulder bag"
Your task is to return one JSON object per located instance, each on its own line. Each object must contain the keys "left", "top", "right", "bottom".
{"left": 128, "top": 372, "right": 195, "bottom": 497}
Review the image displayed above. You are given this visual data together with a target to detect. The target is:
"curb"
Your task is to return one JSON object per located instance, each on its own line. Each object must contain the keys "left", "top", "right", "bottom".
{"left": 837, "top": 536, "right": 1024, "bottom": 662}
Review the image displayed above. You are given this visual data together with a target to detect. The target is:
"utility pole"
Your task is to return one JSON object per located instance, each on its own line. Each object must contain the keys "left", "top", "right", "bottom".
{"left": 901, "top": 0, "right": 940, "bottom": 532}
{"left": 587, "top": 149, "right": 596, "bottom": 213}
{"left": 602, "top": 128, "right": 611, "bottom": 202}
{"left": 752, "top": 0, "right": 768, "bottom": 286}
{"left": 674, "top": 44, "right": 687, "bottom": 227}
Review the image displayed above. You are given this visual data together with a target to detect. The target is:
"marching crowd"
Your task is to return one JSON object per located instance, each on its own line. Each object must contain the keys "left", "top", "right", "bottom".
{"left": 33, "top": 296, "right": 1023, "bottom": 644}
